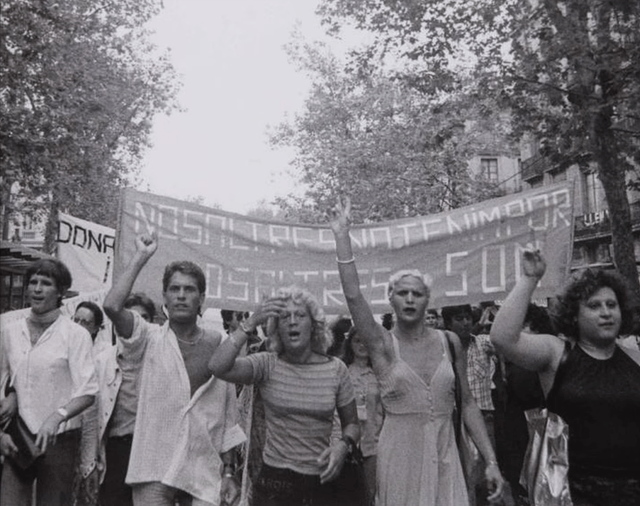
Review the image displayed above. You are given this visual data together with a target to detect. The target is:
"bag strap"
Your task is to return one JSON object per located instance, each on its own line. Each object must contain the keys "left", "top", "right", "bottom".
{"left": 443, "top": 330, "right": 463, "bottom": 443}
{"left": 544, "top": 339, "right": 572, "bottom": 406}
{"left": 618, "top": 342, "right": 640, "bottom": 368}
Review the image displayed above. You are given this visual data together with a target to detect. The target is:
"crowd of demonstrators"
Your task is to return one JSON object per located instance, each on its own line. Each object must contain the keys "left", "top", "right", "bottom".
{"left": 491, "top": 249, "right": 640, "bottom": 506}
{"left": 330, "top": 198, "right": 504, "bottom": 506}
{"left": 0, "top": 259, "right": 98, "bottom": 506}
{"left": 3, "top": 217, "right": 640, "bottom": 506}
{"left": 209, "top": 287, "right": 360, "bottom": 506}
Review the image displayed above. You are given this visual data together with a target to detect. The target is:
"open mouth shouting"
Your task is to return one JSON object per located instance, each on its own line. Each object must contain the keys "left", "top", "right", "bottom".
{"left": 287, "top": 330, "right": 301, "bottom": 340}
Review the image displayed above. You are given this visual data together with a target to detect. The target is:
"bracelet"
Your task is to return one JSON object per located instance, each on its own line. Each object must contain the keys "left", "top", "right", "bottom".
{"left": 336, "top": 256, "right": 355, "bottom": 264}
{"left": 57, "top": 407, "right": 69, "bottom": 420}
{"left": 486, "top": 459, "right": 499, "bottom": 467}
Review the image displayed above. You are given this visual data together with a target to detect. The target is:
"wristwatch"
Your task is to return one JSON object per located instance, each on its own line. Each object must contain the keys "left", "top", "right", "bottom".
{"left": 57, "top": 407, "right": 69, "bottom": 420}
{"left": 222, "top": 464, "right": 235, "bottom": 478}
{"left": 340, "top": 435, "right": 357, "bottom": 454}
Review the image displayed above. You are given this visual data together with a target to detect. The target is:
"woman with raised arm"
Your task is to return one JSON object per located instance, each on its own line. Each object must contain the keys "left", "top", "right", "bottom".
{"left": 491, "top": 249, "right": 640, "bottom": 506}
{"left": 208, "top": 286, "right": 360, "bottom": 506}
{"left": 329, "top": 198, "right": 503, "bottom": 506}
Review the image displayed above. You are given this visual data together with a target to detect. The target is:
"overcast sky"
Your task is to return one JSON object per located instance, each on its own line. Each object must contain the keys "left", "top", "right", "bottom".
{"left": 139, "top": 0, "right": 335, "bottom": 214}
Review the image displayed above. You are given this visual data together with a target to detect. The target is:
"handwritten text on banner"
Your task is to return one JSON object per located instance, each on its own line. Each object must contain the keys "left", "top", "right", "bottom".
{"left": 115, "top": 183, "right": 573, "bottom": 313}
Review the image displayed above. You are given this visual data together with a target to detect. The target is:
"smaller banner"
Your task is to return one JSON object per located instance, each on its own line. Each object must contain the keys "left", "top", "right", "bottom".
{"left": 57, "top": 212, "right": 116, "bottom": 293}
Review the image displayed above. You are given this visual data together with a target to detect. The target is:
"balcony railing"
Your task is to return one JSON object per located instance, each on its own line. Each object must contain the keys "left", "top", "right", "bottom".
{"left": 521, "top": 154, "right": 546, "bottom": 181}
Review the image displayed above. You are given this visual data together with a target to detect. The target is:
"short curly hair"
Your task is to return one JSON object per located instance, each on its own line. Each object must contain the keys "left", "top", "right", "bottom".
{"left": 552, "top": 268, "right": 636, "bottom": 339}
{"left": 265, "top": 286, "right": 332, "bottom": 355}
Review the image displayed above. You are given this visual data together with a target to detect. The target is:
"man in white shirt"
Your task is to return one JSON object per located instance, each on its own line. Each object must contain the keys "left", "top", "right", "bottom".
{"left": 103, "top": 233, "right": 244, "bottom": 506}
{"left": 0, "top": 258, "right": 98, "bottom": 506}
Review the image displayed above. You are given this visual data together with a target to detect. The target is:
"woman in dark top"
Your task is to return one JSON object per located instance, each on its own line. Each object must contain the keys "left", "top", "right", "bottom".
{"left": 491, "top": 249, "right": 640, "bottom": 506}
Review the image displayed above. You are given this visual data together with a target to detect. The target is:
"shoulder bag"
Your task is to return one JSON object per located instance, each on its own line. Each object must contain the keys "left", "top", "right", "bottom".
{"left": 4, "top": 414, "right": 44, "bottom": 469}
{"left": 443, "top": 330, "right": 479, "bottom": 490}
{"left": 519, "top": 340, "right": 573, "bottom": 506}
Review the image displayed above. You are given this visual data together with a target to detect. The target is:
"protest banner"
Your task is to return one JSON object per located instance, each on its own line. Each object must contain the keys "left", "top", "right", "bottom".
{"left": 57, "top": 212, "right": 116, "bottom": 293}
{"left": 115, "top": 182, "right": 574, "bottom": 313}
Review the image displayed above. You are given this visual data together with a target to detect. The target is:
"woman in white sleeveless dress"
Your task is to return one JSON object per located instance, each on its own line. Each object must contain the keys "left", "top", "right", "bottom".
{"left": 329, "top": 198, "right": 504, "bottom": 506}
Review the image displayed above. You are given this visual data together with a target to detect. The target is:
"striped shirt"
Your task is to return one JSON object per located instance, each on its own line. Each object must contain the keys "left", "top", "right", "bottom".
{"left": 247, "top": 352, "right": 355, "bottom": 475}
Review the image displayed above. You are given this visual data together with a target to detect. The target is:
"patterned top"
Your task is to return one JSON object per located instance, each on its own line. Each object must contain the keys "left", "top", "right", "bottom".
{"left": 466, "top": 334, "right": 497, "bottom": 410}
{"left": 246, "top": 352, "right": 355, "bottom": 475}
{"left": 348, "top": 363, "right": 384, "bottom": 457}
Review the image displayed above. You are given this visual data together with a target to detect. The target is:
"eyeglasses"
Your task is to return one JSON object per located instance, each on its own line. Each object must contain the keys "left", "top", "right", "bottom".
{"left": 74, "top": 317, "right": 95, "bottom": 327}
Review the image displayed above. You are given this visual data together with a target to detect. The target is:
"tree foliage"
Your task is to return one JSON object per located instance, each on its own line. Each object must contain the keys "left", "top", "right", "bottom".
{"left": 505, "top": 0, "right": 640, "bottom": 293}
{"left": 314, "top": 0, "right": 640, "bottom": 292}
{"left": 1, "top": 0, "right": 180, "bottom": 250}
{"left": 270, "top": 34, "right": 511, "bottom": 224}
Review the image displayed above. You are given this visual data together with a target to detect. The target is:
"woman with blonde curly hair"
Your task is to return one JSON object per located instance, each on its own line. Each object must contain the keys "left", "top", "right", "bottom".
{"left": 209, "top": 286, "right": 359, "bottom": 506}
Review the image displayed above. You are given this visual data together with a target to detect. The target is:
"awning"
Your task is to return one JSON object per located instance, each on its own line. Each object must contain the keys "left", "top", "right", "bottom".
{"left": 0, "top": 241, "right": 55, "bottom": 275}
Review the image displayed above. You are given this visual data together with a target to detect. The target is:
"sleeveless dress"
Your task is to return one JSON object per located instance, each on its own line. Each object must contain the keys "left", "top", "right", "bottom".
{"left": 375, "top": 331, "right": 469, "bottom": 506}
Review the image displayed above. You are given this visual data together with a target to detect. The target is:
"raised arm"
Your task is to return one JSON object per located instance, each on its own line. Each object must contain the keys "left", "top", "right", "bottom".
{"left": 103, "top": 233, "right": 157, "bottom": 339}
{"left": 208, "top": 297, "right": 286, "bottom": 384}
{"left": 490, "top": 249, "right": 559, "bottom": 372}
{"left": 329, "top": 198, "right": 391, "bottom": 373}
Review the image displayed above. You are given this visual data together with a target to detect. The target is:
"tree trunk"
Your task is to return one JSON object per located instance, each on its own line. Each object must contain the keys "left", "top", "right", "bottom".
{"left": 593, "top": 108, "right": 640, "bottom": 300}
{"left": 43, "top": 192, "right": 60, "bottom": 256}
